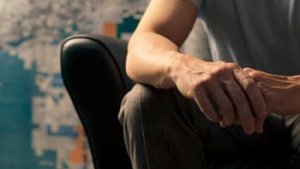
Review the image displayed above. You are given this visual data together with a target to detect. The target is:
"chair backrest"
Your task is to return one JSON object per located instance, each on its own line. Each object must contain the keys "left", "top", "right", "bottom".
{"left": 60, "top": 35, "right": 134, "bottom": 169}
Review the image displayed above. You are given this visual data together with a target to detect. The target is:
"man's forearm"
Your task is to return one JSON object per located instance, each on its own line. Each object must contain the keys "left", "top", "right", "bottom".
{"left": 126, "top": 32, "right": 185, "bottom": 89}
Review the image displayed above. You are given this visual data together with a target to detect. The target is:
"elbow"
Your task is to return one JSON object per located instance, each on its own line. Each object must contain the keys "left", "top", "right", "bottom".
{"left": 125, "top": 58, "right": 137, "bottom": 83}
{"left": 125, "top": 40, "right": 139, "bottom": 83}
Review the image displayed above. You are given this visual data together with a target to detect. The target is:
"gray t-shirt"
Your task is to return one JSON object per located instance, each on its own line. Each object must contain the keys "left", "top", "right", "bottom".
{"left": 185, "top": 0, "right": 300, "bottom": 75}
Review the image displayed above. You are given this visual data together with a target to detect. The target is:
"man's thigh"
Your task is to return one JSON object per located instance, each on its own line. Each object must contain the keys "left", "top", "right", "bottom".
{"left": 120, "top": 84, "right": 293, "bottom": 168}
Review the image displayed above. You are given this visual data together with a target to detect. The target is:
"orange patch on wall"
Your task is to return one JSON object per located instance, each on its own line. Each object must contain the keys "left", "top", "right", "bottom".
{"left": 102, "top": 22, "right": 117, "bottom": 37}
{"left": 70, "top": 125, "right": 86, "bottom": 165}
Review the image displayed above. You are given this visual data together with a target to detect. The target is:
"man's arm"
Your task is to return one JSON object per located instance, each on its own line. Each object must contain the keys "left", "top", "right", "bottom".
{"left": 245, "top": 68, "right": 300, "bottom": 115}
{"left": 127, "top": 0, "right": 198, "bottom": 88}
{"left": 127, "top": 0, "right": 267, "bottom": 134}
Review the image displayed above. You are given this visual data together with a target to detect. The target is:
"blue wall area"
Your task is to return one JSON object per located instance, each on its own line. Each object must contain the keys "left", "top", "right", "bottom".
{"left": 0, "top": 52, "right": 40, "bottom": 169}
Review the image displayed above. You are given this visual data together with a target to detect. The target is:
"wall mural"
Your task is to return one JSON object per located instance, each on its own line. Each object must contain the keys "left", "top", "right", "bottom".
{"left": 0, "top": 0, "right": 147, "bottom": 168}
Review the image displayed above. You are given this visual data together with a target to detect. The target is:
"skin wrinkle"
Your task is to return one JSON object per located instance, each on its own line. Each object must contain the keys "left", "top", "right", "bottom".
{"left": 245, "top": 67, "right": 300, "bottom": 115}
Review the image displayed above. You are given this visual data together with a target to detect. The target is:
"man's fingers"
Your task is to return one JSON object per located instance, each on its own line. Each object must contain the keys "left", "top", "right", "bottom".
{"left": 207, "top": 79, "right": 236, "bottom": 127}
{"left": 194, "top": 87, "right": 222, "bottom": 122}
{"left": 222, "top": 79, "right": 256, "bottom": 134}
{"left": 234, "top": 69, "right": 268, "bottom": 134}
{"left": 244, "top": 67, "right": 288, "bottom": 81}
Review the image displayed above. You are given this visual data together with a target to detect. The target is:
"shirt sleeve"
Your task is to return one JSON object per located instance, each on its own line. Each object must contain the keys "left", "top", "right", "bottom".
{"left": 187, "top": 0, "right": 202, "bottom": 9}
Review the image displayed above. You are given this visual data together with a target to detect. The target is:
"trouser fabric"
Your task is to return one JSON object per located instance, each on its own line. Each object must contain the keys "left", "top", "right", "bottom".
{"left": 119, "top": 84, "right": 300, "bottom": 169}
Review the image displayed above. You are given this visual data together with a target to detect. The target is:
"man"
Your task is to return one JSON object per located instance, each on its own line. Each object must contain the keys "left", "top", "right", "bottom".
{"left": 118, "top": 0, "right": 300, "bottom": 168}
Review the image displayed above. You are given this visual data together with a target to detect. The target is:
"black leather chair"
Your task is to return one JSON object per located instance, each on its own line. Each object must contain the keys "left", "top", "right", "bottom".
{"left": 60, "top": 35, "right": 134, "bottom": 169}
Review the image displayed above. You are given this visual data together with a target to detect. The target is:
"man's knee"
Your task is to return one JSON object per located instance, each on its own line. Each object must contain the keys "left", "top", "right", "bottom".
{"left": 118, "top": 84, "right": 173, "bottom": 128}
{"left": 118, "top": 84, "right": 164, "bottom": 169}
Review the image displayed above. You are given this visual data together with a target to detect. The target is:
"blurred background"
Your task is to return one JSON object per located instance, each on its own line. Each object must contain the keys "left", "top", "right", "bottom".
{"left": 0, "top": 0, "right": 148, "bottom": 168}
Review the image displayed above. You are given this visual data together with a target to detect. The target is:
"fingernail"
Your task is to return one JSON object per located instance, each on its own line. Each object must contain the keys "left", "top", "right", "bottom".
{"left": 219, "top": 121, "right": 226, "bottom": 128}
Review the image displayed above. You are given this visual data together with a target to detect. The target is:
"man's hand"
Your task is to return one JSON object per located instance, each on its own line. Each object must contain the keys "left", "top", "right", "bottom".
{"left": 172, "top": 57, "right": 268, "bottom": 134}
{"left": 244, "top": 68, "right": 300, "bottom": 115}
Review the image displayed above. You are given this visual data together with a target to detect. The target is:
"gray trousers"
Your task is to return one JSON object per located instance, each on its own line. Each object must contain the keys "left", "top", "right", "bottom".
{"left": 119, "top": 84, "right": 300, "bottom": 169}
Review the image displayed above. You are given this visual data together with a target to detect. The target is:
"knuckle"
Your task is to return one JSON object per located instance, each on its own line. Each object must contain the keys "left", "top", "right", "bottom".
{"left": 213, "top": 61, "right": 228, "bottom": 75}
{"left": 196, "top": 73, "right": 213, "bottom": 86}
{"left": 202, "top": 73, "right": 213, "bottom": 82}
{"left": 215, "top": 61, "right": 226, "bottom": 66}
{"left": 214, "top": 66, "right": 227, "bottom": 75}
{"left": 213, "top": 62, "right": 241, "bottom": 77}
{"left": 245, "top": 75, "right": 255, "bottom": 84}
{"left": 244, "top": 77, "right": 256, "bottom": 90}
{"left": 248, "top": 71, "right": 261, "bottom": 79}
{"left": 226, "top": 62, "right": 240, "bottom": 69}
